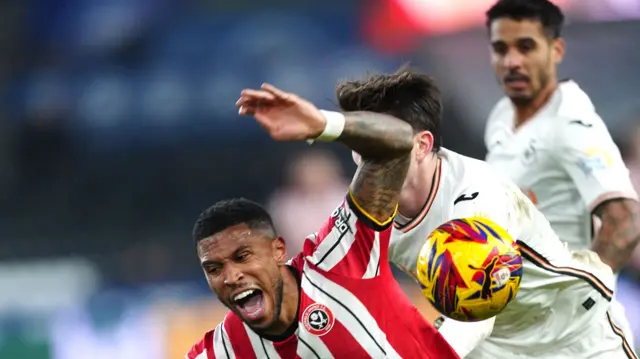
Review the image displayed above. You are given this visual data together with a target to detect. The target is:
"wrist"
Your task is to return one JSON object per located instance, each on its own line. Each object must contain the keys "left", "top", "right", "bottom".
{"left": 307, "top": 110, "right": 345, "bottom": 144}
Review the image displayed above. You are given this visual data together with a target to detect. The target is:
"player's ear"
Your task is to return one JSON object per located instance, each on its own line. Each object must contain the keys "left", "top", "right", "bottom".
{"left": 551, "top": 37, "right": 565, "bottom": 64}
{"left": 272, "top": 236, "right": 287, "bottom": 264}
{"left": 415, "top": 131, "right": 434, "bottom": 162}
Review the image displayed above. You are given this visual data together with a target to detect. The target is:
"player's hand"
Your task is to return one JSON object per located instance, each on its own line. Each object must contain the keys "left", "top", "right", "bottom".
{"left": 235, "top": 83, "right": 326, "bottom": 141}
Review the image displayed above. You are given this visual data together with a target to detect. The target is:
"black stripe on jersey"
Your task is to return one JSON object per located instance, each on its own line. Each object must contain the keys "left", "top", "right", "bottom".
{"left": 346, "top": 193, "right": 393, "bottom": 232}
{"left": 221, "top": 327, "right": 231, "bottom": 359}
{"left": 301, "top": 270, "right": 387, "bottom": 356}
{"left": 517, "top": 240, "right": 613, "bottom": 301}
{"left": 606, "top": 312, "right": 639, "bottom": 359}
{"left": 314, "top": 211, "right": 352, "bottom": 267}
{"left": 298, "top": 337, "right": 321, "bottom": 359}
{"left": 260, "top": 338, "right": 271, "bottom": 359}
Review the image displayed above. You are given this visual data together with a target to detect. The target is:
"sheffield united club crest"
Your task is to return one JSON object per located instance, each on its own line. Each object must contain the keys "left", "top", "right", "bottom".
{"left": 302, "top": 303, "right": 335, "bottom": 336}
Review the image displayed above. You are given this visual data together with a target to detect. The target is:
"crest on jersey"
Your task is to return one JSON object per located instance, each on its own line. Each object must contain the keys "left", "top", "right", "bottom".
{"left": 302, "top": 303, "right": 335, "bottom": 336}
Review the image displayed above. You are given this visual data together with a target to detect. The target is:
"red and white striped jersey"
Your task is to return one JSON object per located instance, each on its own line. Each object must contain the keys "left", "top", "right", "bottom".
{"left": 186, "top": 193, "right": 459, "bottom": 359}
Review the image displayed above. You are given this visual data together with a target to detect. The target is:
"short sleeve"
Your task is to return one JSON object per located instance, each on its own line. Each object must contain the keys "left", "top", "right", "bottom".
{"left": 302, "top": 192, "right": 395, "bottom": 279}
{"left": 186, "top": 329, "right": 215, "bottom": 359}
{"left": 554, "top": 115, "right": 638, "bottom": 211}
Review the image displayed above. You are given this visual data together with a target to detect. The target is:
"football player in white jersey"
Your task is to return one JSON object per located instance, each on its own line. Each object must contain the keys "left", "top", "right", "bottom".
{"left": 483, "top": 0, "right": 640, "bottom": 346}
{"left": 340, "top": 69, "right": 637, "bottom": 358}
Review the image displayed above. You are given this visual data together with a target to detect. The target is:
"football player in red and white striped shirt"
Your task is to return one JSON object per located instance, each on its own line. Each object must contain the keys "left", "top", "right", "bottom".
{"left": 185, "top": 83, "right": 459, "bottom": 358}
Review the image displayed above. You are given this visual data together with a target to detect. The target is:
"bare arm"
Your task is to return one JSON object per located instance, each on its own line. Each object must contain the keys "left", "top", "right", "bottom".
{"left": 338, "top": 112, "right": 414, "bottom": 224}
{"left": 235, "top": 86, "right": 413, "bottom": 223}
{"left": 592, "top": 198, "right": 640, "bottom": 272}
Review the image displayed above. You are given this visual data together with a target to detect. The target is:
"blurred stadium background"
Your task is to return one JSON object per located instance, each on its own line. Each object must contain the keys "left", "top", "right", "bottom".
{"left": 0, "top": 0, "right": 639, "bottom": 357}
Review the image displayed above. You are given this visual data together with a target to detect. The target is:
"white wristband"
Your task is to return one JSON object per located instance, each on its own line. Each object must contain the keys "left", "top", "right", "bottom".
{"left": 307, "top": 110, "right": 346, "bottom": 144}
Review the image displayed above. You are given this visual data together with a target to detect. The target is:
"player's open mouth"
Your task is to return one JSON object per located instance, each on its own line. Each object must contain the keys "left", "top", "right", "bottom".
{"left": 233, "top": 289, "right": 265, "bottom": 320}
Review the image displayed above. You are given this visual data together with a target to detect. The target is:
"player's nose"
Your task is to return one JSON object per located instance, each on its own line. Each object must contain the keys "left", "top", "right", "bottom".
{"left": 222, "top": 264, "right": 244, "bottom": 286}
{"left": 503, "top": 50, "right": 525, "bottom": 69}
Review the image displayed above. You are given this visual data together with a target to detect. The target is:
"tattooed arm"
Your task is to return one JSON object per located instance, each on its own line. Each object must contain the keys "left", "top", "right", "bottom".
{"left": 592, "top": 198, "right": 640, "bottom": 272}
{"left": 337, "top": 112, "right": 414, "bottom": 223}
{"left": 235, "top": 84, "right": 413, "bottom": 223}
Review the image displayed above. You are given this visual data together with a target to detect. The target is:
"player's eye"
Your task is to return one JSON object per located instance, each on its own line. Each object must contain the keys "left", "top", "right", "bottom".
{"left": 492, "top": 43, "right": 507, "bottom": 55}
{"left": 235, "top": 251, "right": 251, "bottom": 262}
{"left": 206, "top": 266, "right": 222, "bottom": 276}
{"left": 517, "top": 40, "right": 535, "bottom": 53}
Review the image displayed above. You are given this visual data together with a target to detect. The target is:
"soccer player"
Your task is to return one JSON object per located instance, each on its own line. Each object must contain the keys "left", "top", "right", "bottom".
{"left": 483, "top": 0, "right": 640, "bottom": 346}
{"left": 342, "top": 70, "right": 637, "bottom": 358}
{"left": 185, "top": 84, "right": 460, "bottom": 358}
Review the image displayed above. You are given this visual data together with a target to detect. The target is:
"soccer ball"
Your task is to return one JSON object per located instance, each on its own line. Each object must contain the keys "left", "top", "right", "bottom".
{"left": 416, "top": 217, "right": 523, "bottom": 322}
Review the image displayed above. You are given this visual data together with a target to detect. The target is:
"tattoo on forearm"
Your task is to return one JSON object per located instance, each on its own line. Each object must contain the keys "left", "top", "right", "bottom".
{"left": 592, "top": 198, "right": 640, "bottom": 271}
{"left": 336, "top": 112, "right": 414, "bottom": 223}
{"left": 338, "top": 111, "right": 414, "bottom": 159}
{"left": 350, "top": 156, "right": 411, "bottom": 223}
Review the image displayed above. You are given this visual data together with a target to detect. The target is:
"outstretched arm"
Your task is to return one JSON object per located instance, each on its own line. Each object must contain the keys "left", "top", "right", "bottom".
{"left": 236, "top": 84, "right": 414, "bottom": 224}
{"left": 236, "top": 84, "right": 414, "bottom": 277}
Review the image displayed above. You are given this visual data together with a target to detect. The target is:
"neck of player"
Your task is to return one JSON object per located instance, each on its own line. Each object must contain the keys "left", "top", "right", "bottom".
{"left": 259, "top": 267, "right": 300, "bottom": 338}
{"left": 398, "top": 153, "right": 439, "bottom": 219}
{"left": 513, "top": 78, "right": 558, "bottom": 128}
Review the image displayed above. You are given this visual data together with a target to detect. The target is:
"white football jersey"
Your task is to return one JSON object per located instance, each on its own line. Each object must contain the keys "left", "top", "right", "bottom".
{"left": 389, "top": 149, "right": 622, "bottom": 357}
{"left": 484, "top": 80, "right": 638, "bottom": 250}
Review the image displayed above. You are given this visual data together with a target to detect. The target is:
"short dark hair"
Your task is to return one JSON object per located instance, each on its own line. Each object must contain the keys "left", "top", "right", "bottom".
{"left": 486, "top": 0, "right": 565, "bottom": 39}
{"left": 192, "top": 198, "right": 276, "bottom": 243}
{"left": 336, "top": 69, "right": 443, "bottom": 151}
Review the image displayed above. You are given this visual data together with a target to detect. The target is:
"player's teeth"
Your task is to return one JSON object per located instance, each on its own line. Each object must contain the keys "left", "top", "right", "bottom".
{"left": 234, "top": 289, "right": 255, "bottom": 302}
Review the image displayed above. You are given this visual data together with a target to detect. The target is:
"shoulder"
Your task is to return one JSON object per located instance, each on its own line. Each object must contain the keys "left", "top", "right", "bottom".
{"left": 185, "top": 312, "right": 241, "bottom": 359}
{"left": 287, "top": 251, "right": 306, "bottom": 271}
{"left": 186, "top": 328, "right": 215, "bottom": 359}
{"left": 442, "top": 150, "right": 499, "bottom": 187}
{"left": 555, "top": 81, "right": 597, "bottom": 118}
{"left": 553, "top": 81, "right": 607, "bottom": 131}
{"left": 441, "top": 150, "right": 508, "bottom": 206}
{"left": 531, "top": 82, "right": 613, "bottom": 152}
{"left": 554, "top": 114, "right": 613, "bottom": 152}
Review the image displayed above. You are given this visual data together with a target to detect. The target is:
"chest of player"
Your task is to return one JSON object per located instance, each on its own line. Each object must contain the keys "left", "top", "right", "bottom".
{"left": 486, "top": 126, "right": 567, "bottom": 208}
{"left": 237, "top": 295, "right": 397, "bottom": 358}
{"left": 278, "top": 270, "right": 408, "bottom": 358}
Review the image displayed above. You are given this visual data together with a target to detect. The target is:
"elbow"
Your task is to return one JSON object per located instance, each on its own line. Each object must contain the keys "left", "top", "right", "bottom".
{"left": 394, "top": 121, "right": 416, "bottom": 154}
{"left": 374, "top": 113, "right": 414, "bottom": 156}
{"left": 362, "top": 111, "right": 414, "bottom": 156}
{"left": 340, "top": 111, "right": 415, "bottom": 158}
{"left": 593, "top": 198, "right": 640, "bottom": 270}
{"left": 623, "top": 199, "right": 640, "bottom": 248}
